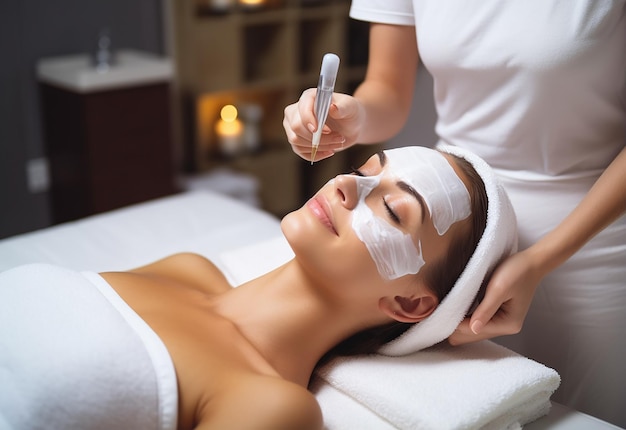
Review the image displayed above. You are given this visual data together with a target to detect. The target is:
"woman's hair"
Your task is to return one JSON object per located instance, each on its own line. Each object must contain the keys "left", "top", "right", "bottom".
{"left": 316, "top": 154, "right": 488, "bottom": 365}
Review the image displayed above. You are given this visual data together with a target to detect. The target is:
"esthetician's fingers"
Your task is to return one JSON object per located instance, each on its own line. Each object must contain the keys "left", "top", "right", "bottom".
{"left": 449, "top": 318, "right": 498, "bottom": 345}
{"left": 324, "top": 93, "right": 366, "bottom": 149}
{"left": 283, "top": 112, "right": 345, "bottom": 162}
{"left": 448, "top": 250, "right": 542, "bottom": 346}
{"left": 296, "top": 88, "right": 318, "bottom": 132}
{"left": 283, "top": 92, "right": 313, "bottom": 153}
{"left": 449, "top": 297, "right": 523, "bottom": 345}
{"left": 284, "top": 89, "right": 346, "bottom": 161}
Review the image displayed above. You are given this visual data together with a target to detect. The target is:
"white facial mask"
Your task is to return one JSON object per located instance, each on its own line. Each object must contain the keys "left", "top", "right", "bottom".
{"left": 350, "top": 173, "right": 426, "bottom": 280}
{"left": 385, "top": 147, "right": 471, "bottom": 236}
{"left": 349, "top": 147, "right": 471, "bottom": 280}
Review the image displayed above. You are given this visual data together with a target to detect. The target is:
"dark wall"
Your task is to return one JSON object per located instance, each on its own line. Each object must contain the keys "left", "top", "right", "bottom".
{"left": 0, "top": 0, "right": 164, "bottom": 239}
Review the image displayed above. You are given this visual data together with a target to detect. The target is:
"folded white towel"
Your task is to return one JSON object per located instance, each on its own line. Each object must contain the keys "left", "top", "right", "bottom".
{"left": 315, "top": 341, "right": 560, "bottom": 430}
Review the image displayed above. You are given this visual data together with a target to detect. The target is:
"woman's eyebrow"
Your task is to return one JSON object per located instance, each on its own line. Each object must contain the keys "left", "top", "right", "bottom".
{"left": 397, "top": 181, "right": 426, "bottom": 224}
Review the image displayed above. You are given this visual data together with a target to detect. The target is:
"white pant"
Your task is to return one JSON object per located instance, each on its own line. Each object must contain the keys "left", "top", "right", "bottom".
{"left": 494, "top": 172, "right": 626, "bottom": 428}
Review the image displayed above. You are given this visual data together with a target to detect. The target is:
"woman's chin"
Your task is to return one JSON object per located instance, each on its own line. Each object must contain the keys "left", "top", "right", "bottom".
{"left": 280, "top": 210, "right": 314, "bottom": 254}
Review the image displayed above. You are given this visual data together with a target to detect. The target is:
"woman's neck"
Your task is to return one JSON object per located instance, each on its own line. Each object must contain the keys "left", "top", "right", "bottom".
{"left": 211, "top": 259, "right": 383, "bottom": 387}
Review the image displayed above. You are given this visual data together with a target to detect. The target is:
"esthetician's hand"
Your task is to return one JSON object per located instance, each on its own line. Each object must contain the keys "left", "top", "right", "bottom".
{"left": 448, "top": 248, "right": 543, "bottom": 345}
{"left": 283, "top": 88, "right": 365, "bottom": 162}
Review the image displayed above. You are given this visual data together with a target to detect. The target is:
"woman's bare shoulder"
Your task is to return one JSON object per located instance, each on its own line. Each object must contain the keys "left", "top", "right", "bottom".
{"left": 128, "top": 252, "right": 232, "bottom": 294}
{"left": 196, "top": 376, "right": 323, "bottom": 430}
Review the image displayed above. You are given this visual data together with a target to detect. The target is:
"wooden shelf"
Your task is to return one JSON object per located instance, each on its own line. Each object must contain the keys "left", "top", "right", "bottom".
{"left": 171, "top": 0, "right": 368, "bottom": 216}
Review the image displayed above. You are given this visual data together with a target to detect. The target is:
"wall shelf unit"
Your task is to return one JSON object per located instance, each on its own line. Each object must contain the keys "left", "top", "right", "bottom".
{"left": 172, "top": 0, "right": 372, "bottom": 216}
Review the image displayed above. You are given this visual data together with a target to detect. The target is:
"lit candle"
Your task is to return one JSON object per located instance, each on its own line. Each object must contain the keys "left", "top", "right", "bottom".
{"left": 215, "top": 104, "right": 243, "bottom": 156}
{"left": 239, "top": 0, "right": 264, "bottom": 9}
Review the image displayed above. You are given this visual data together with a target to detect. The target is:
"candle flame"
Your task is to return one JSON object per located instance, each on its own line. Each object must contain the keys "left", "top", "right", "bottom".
{"left": 220, "top": 104, "right": 238, "bottom": 122}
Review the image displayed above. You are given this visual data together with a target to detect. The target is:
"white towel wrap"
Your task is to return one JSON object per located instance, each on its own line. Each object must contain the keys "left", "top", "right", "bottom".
{"left": 0, "top": 263, "right": 178, "bottom": 430}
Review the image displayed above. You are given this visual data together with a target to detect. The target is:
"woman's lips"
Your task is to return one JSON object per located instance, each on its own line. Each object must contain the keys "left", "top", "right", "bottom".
{"left": 307, "top": 196, "right": 338, "bottom": 235}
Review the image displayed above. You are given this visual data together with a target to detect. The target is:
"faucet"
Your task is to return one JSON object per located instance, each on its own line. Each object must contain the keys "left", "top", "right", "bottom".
{"left": 94, "top": 28, "right": 115, "bottom": 73}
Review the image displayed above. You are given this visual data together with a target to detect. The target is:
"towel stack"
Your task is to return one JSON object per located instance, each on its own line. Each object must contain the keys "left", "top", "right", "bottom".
{"left": 315, "top": 340, "right": 560, "bottom": 430}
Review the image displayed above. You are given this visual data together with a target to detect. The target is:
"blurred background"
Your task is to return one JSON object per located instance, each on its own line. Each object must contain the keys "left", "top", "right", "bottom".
{"left": 0, "top": 0, "right": 436, "bottom": 240}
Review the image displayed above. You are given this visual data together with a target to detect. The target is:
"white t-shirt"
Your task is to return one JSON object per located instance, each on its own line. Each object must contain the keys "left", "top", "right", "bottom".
{"left": 350, "top": 1, "right": 626, "bottom": 180}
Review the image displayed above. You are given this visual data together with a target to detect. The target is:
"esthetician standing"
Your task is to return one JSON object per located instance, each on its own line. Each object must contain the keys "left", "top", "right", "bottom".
{"left": 282, "top": 1, "right": 626, "bottom": 426}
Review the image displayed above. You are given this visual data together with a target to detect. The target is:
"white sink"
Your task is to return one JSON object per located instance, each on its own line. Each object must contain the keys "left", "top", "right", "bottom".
{"left": 37, "top": 50, "right": 173, "bottom": 93}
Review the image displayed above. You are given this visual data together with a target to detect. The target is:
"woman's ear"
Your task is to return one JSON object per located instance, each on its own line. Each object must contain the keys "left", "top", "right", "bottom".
{"left": 379, "top": 293, "right": 438, "bottom": 323}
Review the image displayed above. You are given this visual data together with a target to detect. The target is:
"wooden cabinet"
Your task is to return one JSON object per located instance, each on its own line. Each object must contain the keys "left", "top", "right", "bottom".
{"left": 40, "top": 82, "right": 177, "bottom": 224}
{"left": 172, "top": 0, "right": 373, "bottom": 216}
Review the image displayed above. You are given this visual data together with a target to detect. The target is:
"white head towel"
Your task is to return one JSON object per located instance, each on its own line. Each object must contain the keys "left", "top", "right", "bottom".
{"left": 379, "top": 144, "right": 518, "bottom": 356}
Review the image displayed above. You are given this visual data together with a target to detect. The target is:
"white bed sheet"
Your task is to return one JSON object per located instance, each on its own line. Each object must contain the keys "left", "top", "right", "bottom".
{"left": 0, "top": 191, "right": 282, "bottom": 274}
{"left": 0, "top": 190, "right": 618, "bottom": 430}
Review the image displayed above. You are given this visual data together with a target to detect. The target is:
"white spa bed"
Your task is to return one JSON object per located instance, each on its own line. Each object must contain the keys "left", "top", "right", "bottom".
{"left": 0, "top": 190, "right": 619, "bottom": 430}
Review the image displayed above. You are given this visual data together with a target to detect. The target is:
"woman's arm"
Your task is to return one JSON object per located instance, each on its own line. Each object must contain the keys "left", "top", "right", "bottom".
{"left": 450, "top": 146, "right": 626, "bottom": 344}
{"left": 283, "top": 23, "right": 419, "bottom": 161}
{"left": 351, "top": 23, "right": 420, "bottom": 143}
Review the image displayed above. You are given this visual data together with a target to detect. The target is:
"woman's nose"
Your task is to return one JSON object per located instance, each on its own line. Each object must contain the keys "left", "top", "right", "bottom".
{"left": 334, "top": 175, "right": 359, "bottom": 210}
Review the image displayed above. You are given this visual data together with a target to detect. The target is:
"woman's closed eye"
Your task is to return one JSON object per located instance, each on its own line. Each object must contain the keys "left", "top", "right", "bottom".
{"left": 350, "top": 167, "right": 364, "bottom": 176}
{"left": 383, "top": 198, "right": 401, "bottom": 224}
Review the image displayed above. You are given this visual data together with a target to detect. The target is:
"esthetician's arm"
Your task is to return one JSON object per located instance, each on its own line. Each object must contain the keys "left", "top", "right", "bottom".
{"left": 449, "top": 146, "right": 626, "bottom": 345}
{"left": 283, "top": 24, "right": 419, "bottom": 161}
